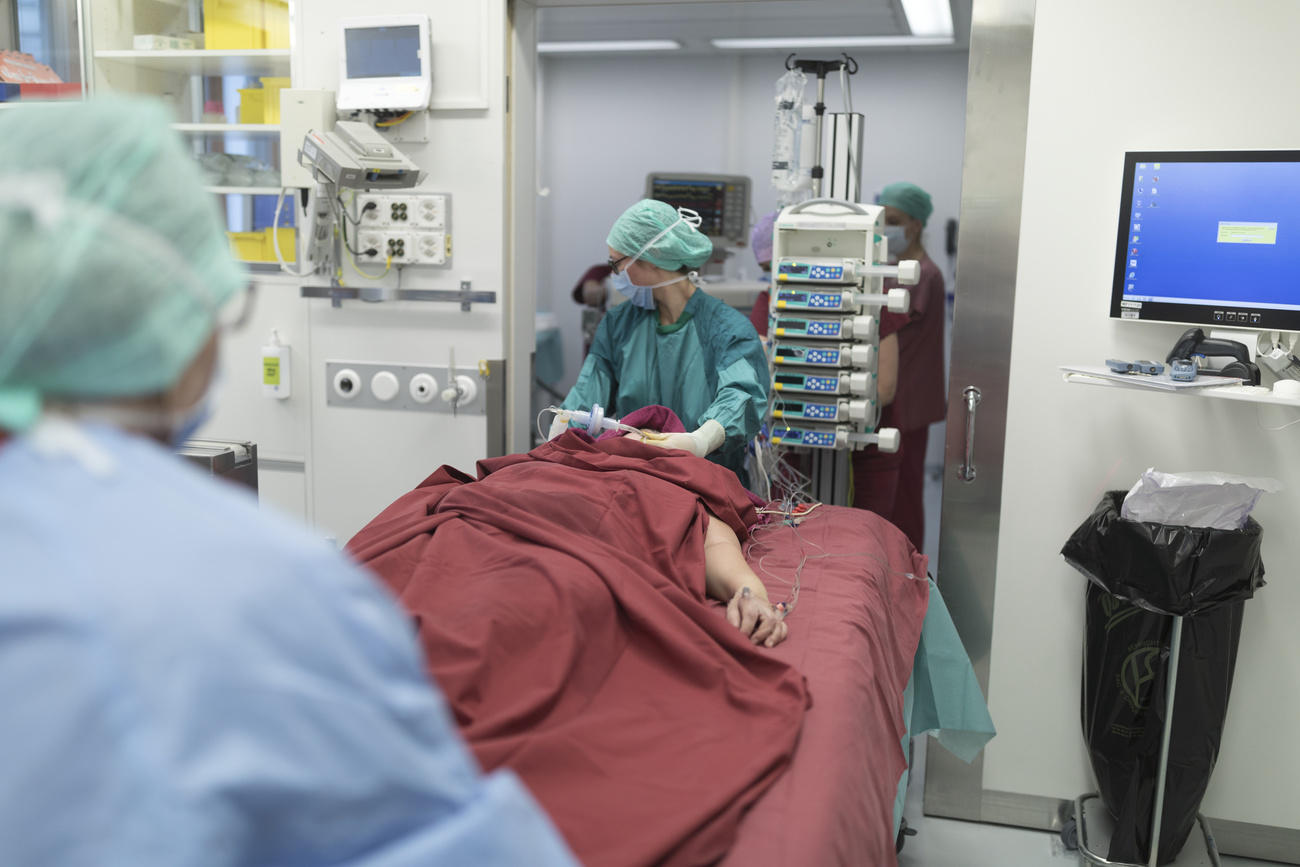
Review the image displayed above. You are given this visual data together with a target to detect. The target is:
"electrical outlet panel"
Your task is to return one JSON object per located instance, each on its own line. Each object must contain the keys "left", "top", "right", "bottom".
{"left": 355, "top": 192, "right": 449, "bottom": 230}
{"left": 355, "top": 229, "right": 448, "bottom": 267}
{"left": 351, "top": 192, "right": 450, "bottom": 267}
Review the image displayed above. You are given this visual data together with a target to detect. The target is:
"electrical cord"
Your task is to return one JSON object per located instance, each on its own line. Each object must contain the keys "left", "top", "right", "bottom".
{"left": 376, "top": 111, "right": 413, "bottom": 127}
{"left": 272, "top": 187, "right": 312, "bottom": 277}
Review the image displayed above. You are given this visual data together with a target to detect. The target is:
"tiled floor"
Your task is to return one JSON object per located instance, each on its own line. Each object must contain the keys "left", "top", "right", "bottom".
{"left": 897, "top": 738, "right": 1284, "bottom": 866}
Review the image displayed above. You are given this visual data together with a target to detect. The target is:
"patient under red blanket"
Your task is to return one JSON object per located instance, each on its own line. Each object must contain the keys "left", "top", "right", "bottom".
{"left": 347, "top": 432, "right": 809, "bottom": 866}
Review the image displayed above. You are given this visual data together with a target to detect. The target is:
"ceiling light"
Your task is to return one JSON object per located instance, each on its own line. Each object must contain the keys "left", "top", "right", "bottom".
{"left": 710, "top": 36, "right": 954, "bottom": 50}
{"left": 900, "top": 0, "right": 955, "bottom": 38}
{"left": 537, "top": 40, "right": 681, "bottom": 54}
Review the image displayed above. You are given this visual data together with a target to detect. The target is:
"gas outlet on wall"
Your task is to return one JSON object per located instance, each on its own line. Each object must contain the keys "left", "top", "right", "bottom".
{"left": 409, "top": 373, "right": 438, "bottom": 403}
{"left": 325, "top": 362, "right": 484, "bottom": 414}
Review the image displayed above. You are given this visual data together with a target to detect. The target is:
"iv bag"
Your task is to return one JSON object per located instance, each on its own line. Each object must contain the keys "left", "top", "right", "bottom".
{"left": 771, "top": 68, "right": 808, "bottom": 202}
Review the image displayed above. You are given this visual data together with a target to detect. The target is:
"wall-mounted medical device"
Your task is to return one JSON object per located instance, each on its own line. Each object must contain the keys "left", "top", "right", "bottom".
{"left": 337, "top": 15, "right": 433, "bottom": 112}
{"left": 298, "top": 122, "right": 424, "bottom": 190}
{"left": 645, "top": 172, "right": 751, "bottom": 245}
{"left": 1110, "top": 149, "right": 1300, "bottom": 334}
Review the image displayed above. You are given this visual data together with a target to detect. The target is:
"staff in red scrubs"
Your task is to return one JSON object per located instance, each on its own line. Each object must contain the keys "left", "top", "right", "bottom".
{"left": 852, "top": 183, "right": 947, "bottom": 551}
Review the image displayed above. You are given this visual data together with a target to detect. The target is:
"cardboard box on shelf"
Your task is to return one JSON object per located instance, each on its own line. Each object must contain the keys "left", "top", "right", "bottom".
{"left": 132, "top": 34, "right": 198, "bottom": 51}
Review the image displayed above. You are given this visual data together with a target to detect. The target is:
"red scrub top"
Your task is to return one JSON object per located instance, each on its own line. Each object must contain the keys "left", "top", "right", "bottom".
{"left": 748, "top": 289, "right": 770, "bottom": 337}
{"left": 877, "top": 254, "right": 947, "bottom": 433}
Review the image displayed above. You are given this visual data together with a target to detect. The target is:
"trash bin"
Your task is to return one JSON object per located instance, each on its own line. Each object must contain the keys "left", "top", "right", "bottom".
{"left": 1061, "top": 491, "right": 1265, "bottom": 866}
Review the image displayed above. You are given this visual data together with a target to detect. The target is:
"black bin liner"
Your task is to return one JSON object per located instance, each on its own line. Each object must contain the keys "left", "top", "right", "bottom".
{"left": 1062, "top": 491, "right": 1265, "bottom": 865}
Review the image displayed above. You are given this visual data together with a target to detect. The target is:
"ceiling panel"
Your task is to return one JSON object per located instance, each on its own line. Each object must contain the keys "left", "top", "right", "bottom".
{"left": 535, "top": 1, "right": 969, "bottom": 52}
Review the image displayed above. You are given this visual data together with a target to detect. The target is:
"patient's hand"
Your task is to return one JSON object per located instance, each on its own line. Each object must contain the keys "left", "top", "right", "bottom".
{"left": 726, "top": 587, "right": 789, "bottom": 648}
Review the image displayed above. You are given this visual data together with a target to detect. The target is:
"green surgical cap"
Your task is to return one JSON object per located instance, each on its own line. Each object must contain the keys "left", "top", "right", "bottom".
{"left": 879, "top": 182, "right": 934, "bottom": 226}
{"left": 0, "top": 97, "right": 245, "bottom": 432}
{"left": 606, "top": 199, "right": 714, "bottom": 271}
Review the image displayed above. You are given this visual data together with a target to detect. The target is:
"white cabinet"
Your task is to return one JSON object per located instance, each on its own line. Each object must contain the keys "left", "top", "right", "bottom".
{"left": 81, "top": 0, "right": 295, "bottom": 264}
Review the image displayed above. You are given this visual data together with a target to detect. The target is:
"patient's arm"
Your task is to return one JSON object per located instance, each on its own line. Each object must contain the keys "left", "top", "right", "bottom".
{"left": 704, "top": 512, "right": 789, "bottom": 648}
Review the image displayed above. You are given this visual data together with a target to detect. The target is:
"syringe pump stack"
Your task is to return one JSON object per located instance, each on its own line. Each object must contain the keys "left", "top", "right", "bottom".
{"left": 765, "top": 198, "right": 919, "bottom": 454}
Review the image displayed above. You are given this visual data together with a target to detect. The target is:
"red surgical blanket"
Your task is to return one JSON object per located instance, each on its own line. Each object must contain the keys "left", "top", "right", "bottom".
{"left": 347, "top": 433, "right": 809, "bottom": 866}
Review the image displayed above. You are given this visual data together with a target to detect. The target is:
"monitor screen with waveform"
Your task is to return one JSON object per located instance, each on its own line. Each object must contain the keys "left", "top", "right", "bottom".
{"left": 645, "top": 173, "right": 751, "bottom": 244}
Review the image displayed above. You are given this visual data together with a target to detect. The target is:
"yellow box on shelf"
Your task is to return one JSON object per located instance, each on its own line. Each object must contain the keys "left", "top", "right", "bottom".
{"left": 237, "top": 88, "right": 265, "bottom": 124}
{"left": 205, "top": 0, "right": 268, "bottom": 50}
{"left": 259, "top": 77, "right": 290, "bottom": 123}
{"left": 265, "top": 1, "right": 290, "bottom": 50}
{"left": 236, "top": 77, "right": 290, "bottom": 124}
{"left": 229, "top": 227, "right": 295, "bottom": 263}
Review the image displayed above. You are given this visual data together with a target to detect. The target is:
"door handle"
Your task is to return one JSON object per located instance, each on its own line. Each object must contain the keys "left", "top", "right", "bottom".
{"left": 958, "top": 386, "right": 982, "bottom": 482}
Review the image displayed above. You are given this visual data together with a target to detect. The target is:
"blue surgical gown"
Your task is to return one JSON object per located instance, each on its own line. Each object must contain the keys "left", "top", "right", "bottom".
{"left": 0, "top": 422, "right": 577, "bottom": 867}
{"left": 562, "top": 289, "right": 769, "bottom": 480}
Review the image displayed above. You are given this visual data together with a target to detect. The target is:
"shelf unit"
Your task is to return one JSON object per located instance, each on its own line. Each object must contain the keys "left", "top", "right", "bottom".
{"left": 174, "top": 122, "right": 282, "bottom": 134}
{"left": 205, "top": 186, "right": 282, "bottom": 196}
{"left": 81, "top": 2, "right": 296, "bottom": 264}
{"left": 1063, "top": 371, "right": 1300, "bottom": 407}
{"left": 92, "top": 49, "right": 289, "bottom": 78}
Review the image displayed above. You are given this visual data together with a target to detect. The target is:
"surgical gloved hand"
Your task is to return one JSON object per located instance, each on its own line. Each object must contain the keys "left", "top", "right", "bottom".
{"left": 726, "top": 586, "right": 789, "bottom": 648}
{"left": 633, "top": 419, "right": 725, "bottom": 458}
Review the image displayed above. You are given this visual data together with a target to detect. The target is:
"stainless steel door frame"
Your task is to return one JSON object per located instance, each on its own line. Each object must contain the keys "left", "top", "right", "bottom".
{"left": 925, "top": 0, "right": 1041, "bottom": 826}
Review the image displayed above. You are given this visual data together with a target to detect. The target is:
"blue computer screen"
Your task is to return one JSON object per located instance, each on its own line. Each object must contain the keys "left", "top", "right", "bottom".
{"left": 1113, "top": 151, "right": 1300, "bottom": 330}
{"left": 345, "top": 26, "right": 421, "bottom": 79}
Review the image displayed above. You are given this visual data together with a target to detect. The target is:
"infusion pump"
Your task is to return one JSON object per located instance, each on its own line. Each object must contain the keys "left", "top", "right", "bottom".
{"left": 765, "top": 198, "right": 919, "bottom": 454}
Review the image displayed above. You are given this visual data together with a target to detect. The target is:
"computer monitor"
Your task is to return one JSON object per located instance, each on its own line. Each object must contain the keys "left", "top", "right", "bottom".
{"left": 1110, "top": 150, "right": 1300, "bottom": 332}
{"left": 645, "top": 173, "right": 751, "bottom": 245}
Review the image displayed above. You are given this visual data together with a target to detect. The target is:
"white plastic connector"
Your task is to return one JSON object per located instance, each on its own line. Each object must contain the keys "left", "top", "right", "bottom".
{"left": 332, "top": 368, "right": 360, "bottom": 400}
{"left": 441, "top": 375, "right": 478, "bottom": 407}
{"left": 876, "top": 427, "right": 901, "bottom": 453}
{"left": 845, "top": 371, "right": 873, "bottom": 397}
{"left": 409, "top": 373, "right": 438, "bottom": 403}
{"left": 845, "top": 398, "right": 874, "bottom": 422}
{"left": 370, "top": 370, "right": 400, "bottom": 402}
{"left": 886, "top": 287, "right": 911, "bottom": 313}
{"left": 850, "top": 344, "right": 877, "bottom": 368}
{"left": 848, "top": 315, "right": 877, "bottom": 341}
{"left": 895, "top": 259, "right": 921, "bottom": 285}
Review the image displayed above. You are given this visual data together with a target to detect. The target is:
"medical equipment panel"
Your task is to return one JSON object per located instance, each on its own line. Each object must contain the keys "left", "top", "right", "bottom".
{"left": 764, "top": 199, "right": 919, "bottom": 471}
{"left": 772, "top": 314, "right": 877, "bottom": 341}
{"left": 770, "top": 425, "right": 846, "bottom": 449}
{"left": 773, "top": 342, "right": 874, "bottom": 369}
{"left": 773, "top": 370, "right": 875, "bottom": 398}
{"left": 774, "top": 288, "right": 858, "bottom": 313}
{"left": 337, "top": 15, "right": 433, "bottom": 111}
{"left": 776, "top": 258, "right": 856, "bottom": 284}
{"left": 644, "top": 172, "right": 751, "bottom": 244}
{"left": 772, "top": 398, "right": 875, "bottom": 424}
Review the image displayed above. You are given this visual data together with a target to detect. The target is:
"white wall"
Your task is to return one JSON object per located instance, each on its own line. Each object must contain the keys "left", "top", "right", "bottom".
{"left": 983, "top": 0, "right": 1300, "bottom": 832}
{"left": 537, "top": 49, "right": 969, "bottom": 397}
{"left": 198, "top": 1, "right": 518, "bottom": 544}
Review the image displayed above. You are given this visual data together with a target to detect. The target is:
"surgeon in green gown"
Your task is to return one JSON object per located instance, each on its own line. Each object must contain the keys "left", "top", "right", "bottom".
{"left": 561, "top": 199, "right": 769, "bottom": 481}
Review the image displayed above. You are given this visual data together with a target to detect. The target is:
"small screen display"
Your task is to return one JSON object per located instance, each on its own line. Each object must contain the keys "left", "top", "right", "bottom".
{"left": 345, "top": 25, "right": 421, "bottom": 79}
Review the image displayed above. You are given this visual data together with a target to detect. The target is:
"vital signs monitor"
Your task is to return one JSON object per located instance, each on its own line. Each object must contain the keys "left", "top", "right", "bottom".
{"left": 337, "top": 15, "right": 432, "bottom": 112}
